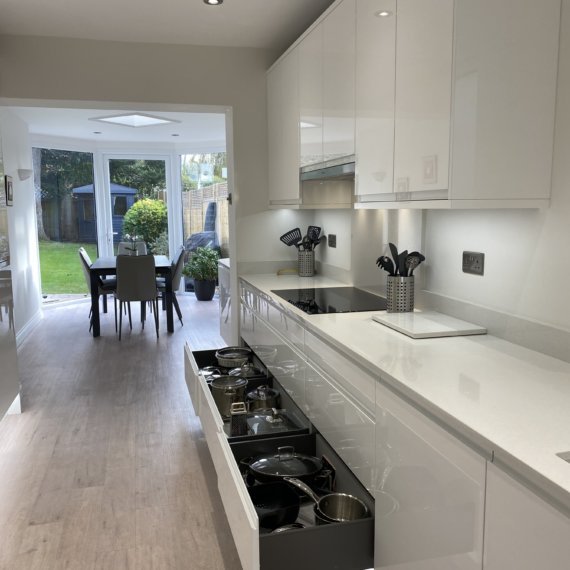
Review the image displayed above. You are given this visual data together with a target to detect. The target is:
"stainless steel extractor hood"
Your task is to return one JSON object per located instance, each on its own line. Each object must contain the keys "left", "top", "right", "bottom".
{"left": 296, "top": 155, "right": 355, "bottom": 209}
{"left": 300, "top": 155, "right": 356, "bottom": 182}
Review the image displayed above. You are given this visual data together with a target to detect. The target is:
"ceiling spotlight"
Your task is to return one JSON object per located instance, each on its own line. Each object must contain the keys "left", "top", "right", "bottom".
{"left": 171, "top": 134, "right": 180, "bottom": 137}
{"left": 204, "top": 0, "right": 223, "bottom": 5}
{"left": 93, "top": 131, "right": 102, "bottom": 134}
{"left": 375, "top": 10, "right": 392, "bottom": 17}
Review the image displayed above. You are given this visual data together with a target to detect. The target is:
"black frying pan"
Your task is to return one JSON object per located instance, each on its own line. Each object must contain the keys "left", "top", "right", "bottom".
{"left": 248, "top": 482, "right": 300, "bottom": 530}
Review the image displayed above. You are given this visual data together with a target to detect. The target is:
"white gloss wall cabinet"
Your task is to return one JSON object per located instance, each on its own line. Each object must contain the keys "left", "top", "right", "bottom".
{"left": 450, "top": 0, "right": 560, "bottom": 203}
{"left": 393, "top": 0, "right": 453, "bottom": 199}
{"left": 322, "top": 0, "right": 356, "bottom": 161}
{"left": 483, "top": 463, "right": 570, "bottom": 570}
{"left": 355, "top": 0, "right": 396, "bottom": 199}
{"left": 375, "top": 380, "right": 486, "bottom": 569}
{"left": 354, "top": 0, "right": 560, "bottom": 208}
{"left": 267, "top": 49, "right": 301, "bottom": 206}
{"left": 299, "top": 22, "right": 324, "bottom": 167}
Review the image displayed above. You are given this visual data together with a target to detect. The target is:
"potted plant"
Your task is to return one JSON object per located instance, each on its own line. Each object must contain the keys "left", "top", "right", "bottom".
{"left": 183, "top": 246, "right": 220, "bottom": 301}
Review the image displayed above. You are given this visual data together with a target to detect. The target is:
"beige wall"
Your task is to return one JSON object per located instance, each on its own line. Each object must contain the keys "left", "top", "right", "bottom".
{"left": 0, "top": 33, "right": 276, "bottom": 221}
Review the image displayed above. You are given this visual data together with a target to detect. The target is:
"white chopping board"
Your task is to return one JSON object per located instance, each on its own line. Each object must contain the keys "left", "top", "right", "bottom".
{"left": 372, "top": 310, "right": 487, "bottom": 339}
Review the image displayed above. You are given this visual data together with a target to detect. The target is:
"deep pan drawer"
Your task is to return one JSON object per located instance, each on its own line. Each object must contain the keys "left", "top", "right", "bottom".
{"left": 230, "top": 433, "right": 375, "bottom": 570}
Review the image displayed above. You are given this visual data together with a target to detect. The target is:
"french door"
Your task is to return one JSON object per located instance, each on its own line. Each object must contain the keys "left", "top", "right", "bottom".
{"left": 92, "top": 152, "right": 182, "bottom": 259}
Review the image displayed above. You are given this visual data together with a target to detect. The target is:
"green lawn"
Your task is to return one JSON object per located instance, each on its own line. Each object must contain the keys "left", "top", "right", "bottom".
{"left": 39, "top": 241, "right": 98, "bottom": 294}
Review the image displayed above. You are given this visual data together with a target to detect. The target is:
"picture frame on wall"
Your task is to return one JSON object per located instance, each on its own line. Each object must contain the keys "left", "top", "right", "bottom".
{"left": 4, "top": 175, "right": 13, "bottom": 206}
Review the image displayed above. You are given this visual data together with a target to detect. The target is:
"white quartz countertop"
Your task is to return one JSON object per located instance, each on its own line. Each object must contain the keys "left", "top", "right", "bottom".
{"left": 240, "top": 273, "right": 570, "bottom": 511}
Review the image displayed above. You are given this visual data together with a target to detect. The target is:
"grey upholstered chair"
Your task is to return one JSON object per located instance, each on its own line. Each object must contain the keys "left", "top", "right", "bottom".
{"left": 117, "top": 241, "right": 147, "bottom": 256}
{"left": 157, "top": 245, "right": 185, "bottom": 325}
{"left": 78, "top": 247, "right": 117, "bottom": 331}
{"left": 115, "top": 254, "right": 159, "bottom": 340}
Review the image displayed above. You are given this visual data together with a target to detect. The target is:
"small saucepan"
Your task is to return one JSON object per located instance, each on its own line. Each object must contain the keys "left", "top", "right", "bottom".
{"left": 247, "top": 481, "right": 300, "bottom": 531}
{"left": 246, "top": 385, "right": 280, "bottom": 411}
{"left": 284, "top": 477, "right": 369, "bottom": 525}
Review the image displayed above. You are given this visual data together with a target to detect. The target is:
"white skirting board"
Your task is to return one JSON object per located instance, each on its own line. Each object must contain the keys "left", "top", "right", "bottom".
{"left": 372, "top": 310, "right": 487, "bottom": 339}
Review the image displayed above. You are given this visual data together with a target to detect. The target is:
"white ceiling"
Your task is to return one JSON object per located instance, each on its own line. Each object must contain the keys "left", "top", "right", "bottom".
{"left": 0, "top": 0, "right": 335, "bottom": 51}
{"left": 10, "top": 106, "right": 228, "bottom": 147}
{"left": 1, "top": 0, "right": 335, "bottom": 148}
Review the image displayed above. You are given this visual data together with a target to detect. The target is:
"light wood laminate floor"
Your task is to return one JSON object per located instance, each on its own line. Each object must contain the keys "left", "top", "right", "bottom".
{"left": 0, "top": 295, "right": 242, "bottom": 570}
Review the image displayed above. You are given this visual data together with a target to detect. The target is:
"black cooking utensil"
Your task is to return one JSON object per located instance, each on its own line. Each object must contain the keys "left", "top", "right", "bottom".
{"left": 376, "top": 256, "right": 395, "bottom": 276}
{"left": 407, "top": 252, "right": 426, "bottom": 276}
{"left": 301, "top": 235, "right": 313, "bottom": 251}
{"left": 307, "top": 225, "right": 321, "bottom": 245}
{"left": 248, "top": 482, "right": 301, "bottom": 530}
{"left": 313, "top": 236, "right": 325, "bottom": 249}
{"left": 280, "top": 228, "right": 302, "bottom": 249}
{"left": 389, "top": 243, "right": 399, "bottom": 274}
{"left": 398, "top": 250, "right": 409, "bottom": 277}
{"left": 405, "top": 255, "right": 420, "bottom": 277}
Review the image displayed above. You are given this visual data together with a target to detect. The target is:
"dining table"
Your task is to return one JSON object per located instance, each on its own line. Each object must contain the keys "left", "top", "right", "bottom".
{"left": 89, "top": 255, "right": 173, "bottom": 337}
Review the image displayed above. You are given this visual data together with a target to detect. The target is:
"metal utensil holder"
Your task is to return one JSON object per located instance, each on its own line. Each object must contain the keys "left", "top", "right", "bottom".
{"left": 298, "top": 250, "right": 315, "bottom": 277}
{"left": 386, "top": 276, "right": 414, "bottom": 313}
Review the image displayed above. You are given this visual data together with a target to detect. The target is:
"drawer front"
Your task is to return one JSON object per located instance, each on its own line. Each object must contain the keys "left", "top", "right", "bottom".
{"left": 264, "top": 297, "right": 305, "bottom": 352}
{"left": 305, "top": 329, "right": 375, "bottom": 415}
{"left": 196, "top": 374, "right": 225, "bottom": 471}
{"left": 184, "top": 343, "right": 200, "bottom": 413}
{"left": 253, "top": 316, "right": 307, "bottom": 413}
{"left": 375, "top": 380, "right": 486, "bottom": 569}
{"left": 216, "top": 431, "right": 260, "bottom": 570}
{"left": 240, "top": 303, "right": 256, "bottom": 348}
{"left": 305, "top": 362, "right": 375, "bottom": 491}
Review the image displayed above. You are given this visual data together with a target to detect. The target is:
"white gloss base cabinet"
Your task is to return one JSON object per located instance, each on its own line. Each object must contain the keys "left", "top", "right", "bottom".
{"left": 483, "top": 463, "right": 570, "bottom": 570}
{"left": 374, "top": 380, "right": 486, "bottom": 569}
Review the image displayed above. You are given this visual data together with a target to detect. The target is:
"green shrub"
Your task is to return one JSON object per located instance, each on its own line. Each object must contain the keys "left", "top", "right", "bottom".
{"left": 182, "top": 247, "right": 220, "bottom": 281}
{"left": 149, "top": 230, "right": 169, "bottom": 256}
{"left": 123, "top": 198, "right": 167, "bottom": 251}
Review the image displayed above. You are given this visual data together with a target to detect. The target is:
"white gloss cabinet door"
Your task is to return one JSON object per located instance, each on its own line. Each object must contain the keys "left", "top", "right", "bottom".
{"left": 299, "top": 23, "right": 324, "bottom": 167}
{"left": 394, "top": 0, "right": 453, "bottom": 197}
{"left": 267, "top": 49, "right": 300, "bottom": 204}
{"left": 355, "top": 0, "right": 396, "bottom": 199}
{"left": 322, "top": 0, "right": 356, "bottom": 161}
{"left": 483, "top": 463, "right": 570, "bottom": 570}
{"left": 450, "top": 0, "right": 560, "bottom": 202}
{"left": 375, "top": 381, "right": 485, "bottom": 569}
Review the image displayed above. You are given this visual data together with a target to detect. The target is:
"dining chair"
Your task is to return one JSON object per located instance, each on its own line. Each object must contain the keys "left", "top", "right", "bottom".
{"left": 117, "top": 241, "right": 147, "bottom": 256}
{"left": 157, "top": 245, "right": 185, "bottom": 326}
{"left": 78, "top": 247, "right": 117, "bottom": 331}
{"left": 115, "top": 254, "right": 159, "bottom": 340}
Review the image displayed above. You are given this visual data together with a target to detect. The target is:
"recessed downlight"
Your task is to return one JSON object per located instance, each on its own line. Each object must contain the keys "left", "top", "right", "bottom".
{"left": 171, "top": 133, "right": 180, "bottom": 137}
{"left": 93, "top": 131, "right": 102, "bottom": 135}
{"left": 375, "top": 10, "right": 392, "bottom": 17}
{"left": 204, "top": 0, "right": 223, "bottom": 5}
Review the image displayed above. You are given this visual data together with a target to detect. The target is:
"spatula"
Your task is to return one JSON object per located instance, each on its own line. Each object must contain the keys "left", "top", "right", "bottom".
{"left": 376, "top": 256, "right": 395, "bottom": 276}
{"left": 280, "top": 228, "right": 302, "bottom": 249}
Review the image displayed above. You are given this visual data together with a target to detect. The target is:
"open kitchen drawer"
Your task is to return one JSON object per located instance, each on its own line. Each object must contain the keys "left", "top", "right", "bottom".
{"left": 184, "top": 343, "right": 375, "bottom": 570}
{"left": 185, "top": 345, "right": 310, "bottom": 441}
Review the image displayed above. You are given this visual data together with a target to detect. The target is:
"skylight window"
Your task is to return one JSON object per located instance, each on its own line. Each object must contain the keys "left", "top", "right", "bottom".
{"left": 90, "top": 113, "right": 177, "bottom": 128}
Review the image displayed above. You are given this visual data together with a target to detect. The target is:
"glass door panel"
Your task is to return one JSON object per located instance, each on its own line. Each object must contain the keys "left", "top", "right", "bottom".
{"left": 107, "top": 158, "right": 168, "bottom": 257}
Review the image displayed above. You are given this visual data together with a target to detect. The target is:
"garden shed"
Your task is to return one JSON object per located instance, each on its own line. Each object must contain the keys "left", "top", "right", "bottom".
{"left": 72, "top": 183, "right": 137, "bottom": 243}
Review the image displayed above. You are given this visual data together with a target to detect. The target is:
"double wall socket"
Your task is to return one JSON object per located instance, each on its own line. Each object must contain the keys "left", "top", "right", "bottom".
{"left": 462, "top": 251, "right": 484, "bottom": 276}
{"left": 328, "top": 234, "right": 337, "bottom": 248}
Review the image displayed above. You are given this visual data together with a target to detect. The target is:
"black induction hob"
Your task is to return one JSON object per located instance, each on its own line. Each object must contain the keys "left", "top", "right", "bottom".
{"left": 271, "top": 286, "right": 387, "bottom": 315}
